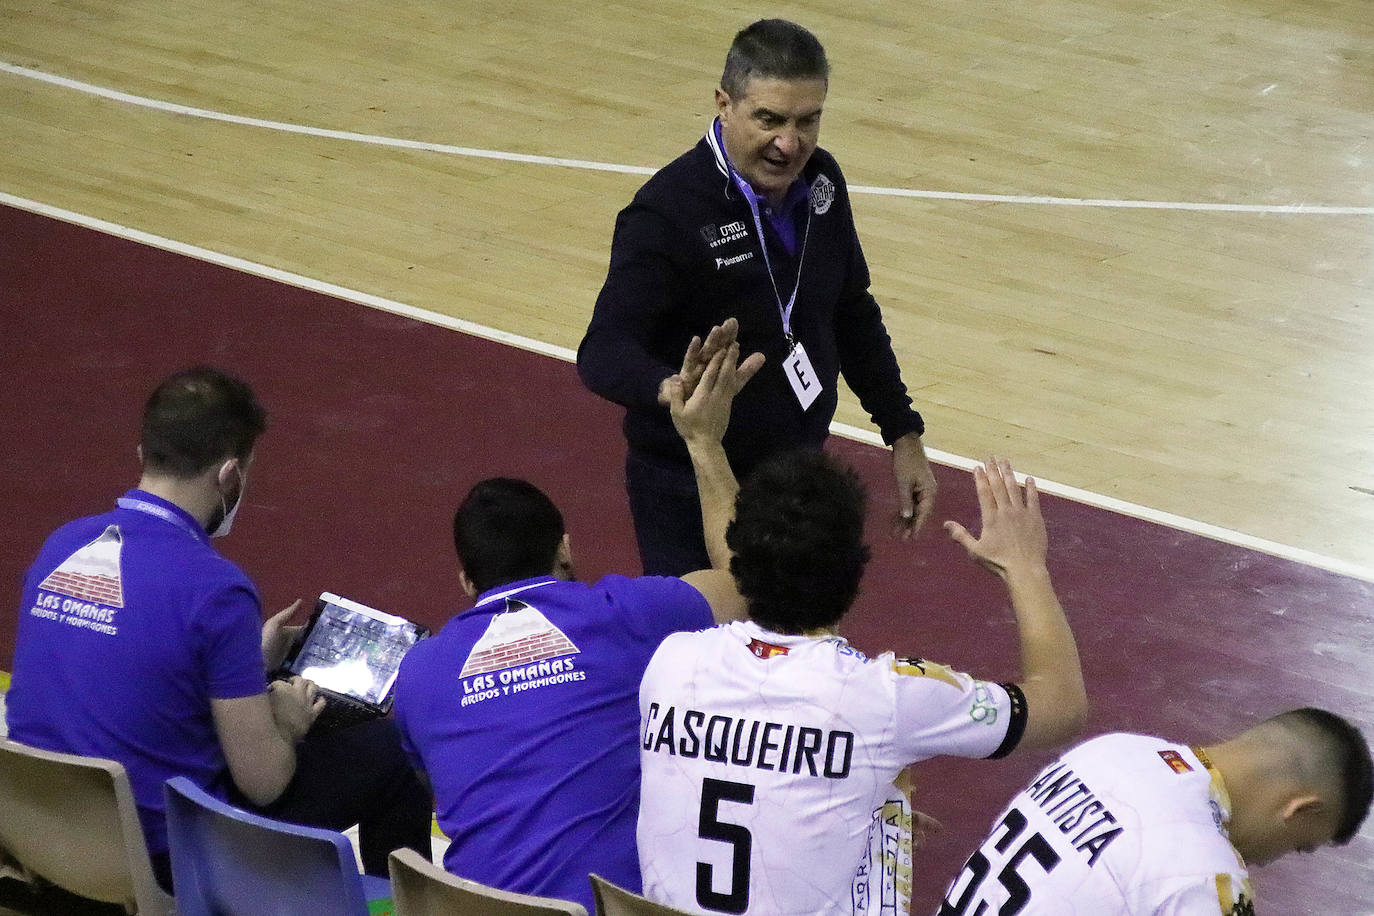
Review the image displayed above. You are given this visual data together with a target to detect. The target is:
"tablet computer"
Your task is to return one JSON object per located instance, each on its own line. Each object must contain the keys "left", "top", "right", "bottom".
{"left": 279, "top": 592, "right": 429, "bottom": 728}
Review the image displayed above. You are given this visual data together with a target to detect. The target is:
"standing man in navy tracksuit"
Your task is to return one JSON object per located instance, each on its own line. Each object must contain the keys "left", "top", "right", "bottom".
{"left": 579, "top": 18, "right": 936, "bottom": 576}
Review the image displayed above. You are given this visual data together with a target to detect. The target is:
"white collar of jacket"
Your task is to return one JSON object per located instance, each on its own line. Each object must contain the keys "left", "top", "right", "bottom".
{"left": 706, "top": 117, "right": 730, "bottom": 178}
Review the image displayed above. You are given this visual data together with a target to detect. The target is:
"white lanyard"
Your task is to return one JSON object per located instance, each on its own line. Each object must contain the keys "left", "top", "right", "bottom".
{"left": 731, "top": 172, "right": 812, "bottom": 344}
{"left": 469, "top": 577, "right": 558, "bottom": 612}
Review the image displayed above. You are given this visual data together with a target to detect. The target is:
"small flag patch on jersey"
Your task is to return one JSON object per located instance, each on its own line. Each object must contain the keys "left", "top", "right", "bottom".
{"left": 747, "top": 638, "right": 788, "bottom": 659}
{"left": 1158, "top": 749, "right": 1193, "bottom": 774}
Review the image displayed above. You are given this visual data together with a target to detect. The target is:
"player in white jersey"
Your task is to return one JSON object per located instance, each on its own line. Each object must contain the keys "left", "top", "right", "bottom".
{"left": 639, "top": 619, "right": 1025, "bottom": 915}
{"left": 636, "top": 426, "right": 1090, "bottom": 912}
{"left": 937, "top": 709, "right": 1372, "bottom": 915}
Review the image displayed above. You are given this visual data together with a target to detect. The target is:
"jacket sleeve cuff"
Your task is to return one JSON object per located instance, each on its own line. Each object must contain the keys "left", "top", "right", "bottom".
{"left": 878, "top": 410, "right": 925, "bottom": 446}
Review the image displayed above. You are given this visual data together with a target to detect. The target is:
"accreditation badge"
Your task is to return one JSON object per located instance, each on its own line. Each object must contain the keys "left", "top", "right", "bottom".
{"left": 784, "top": 341, "right": 822, "bottom": 411}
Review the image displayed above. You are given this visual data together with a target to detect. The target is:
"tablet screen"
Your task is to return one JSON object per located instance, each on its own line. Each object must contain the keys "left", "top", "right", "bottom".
{"left": 287, "top": 592, "right": 428, "bottom": 706}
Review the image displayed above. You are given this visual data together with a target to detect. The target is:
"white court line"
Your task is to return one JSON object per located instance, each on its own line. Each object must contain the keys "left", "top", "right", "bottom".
{"left": 4, "top": 61, "right": 1374, "bottom": 216}
{"left": 5, "top": 189, "right": 1373, "bottom": 584}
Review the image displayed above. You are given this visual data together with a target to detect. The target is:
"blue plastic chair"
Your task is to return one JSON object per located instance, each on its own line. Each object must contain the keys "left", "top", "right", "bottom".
{"left": 163, "top": 775, "right": 392, "bottom": 915}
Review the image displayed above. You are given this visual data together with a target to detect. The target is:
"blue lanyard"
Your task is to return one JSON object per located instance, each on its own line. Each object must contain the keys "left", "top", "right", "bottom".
{"left": 732, "top": 172, "right": 812, "bottom": 344}
{"left": 116, "top": 496, "right": 206, "bottom": 542}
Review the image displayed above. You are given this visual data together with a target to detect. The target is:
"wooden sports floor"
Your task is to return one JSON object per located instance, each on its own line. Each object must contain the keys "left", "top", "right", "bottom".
{"left": 2, "top": 0, "right": 1373, "bottom": 912}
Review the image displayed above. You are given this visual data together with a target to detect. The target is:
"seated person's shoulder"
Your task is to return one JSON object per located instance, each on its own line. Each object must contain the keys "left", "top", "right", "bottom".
{"left": 185, "top": 557, "right": 258, "bottom": 606}
{"left": 1134, "top": 869, "right": 1254, "bottom": 916}
{"left": 597, "top": 572, "right": 704, "bottom": 600}
{"left": 592, "top": 573, "right": 717, "bottom": 635}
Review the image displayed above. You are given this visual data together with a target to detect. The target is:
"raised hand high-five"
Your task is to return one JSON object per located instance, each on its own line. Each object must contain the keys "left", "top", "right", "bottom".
{"left": 942, "top": 457, "right": 1046, "bottom": 581}
{"left": 943, "top": 456, "right": 1087, "bottom": 751}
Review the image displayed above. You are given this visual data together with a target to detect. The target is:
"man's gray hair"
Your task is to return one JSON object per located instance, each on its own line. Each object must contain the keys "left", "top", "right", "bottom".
{"left": 721, "top": 19, "right": 829, "bottom": 99}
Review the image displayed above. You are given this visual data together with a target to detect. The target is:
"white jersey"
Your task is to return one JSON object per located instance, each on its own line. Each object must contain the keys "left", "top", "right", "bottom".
{"left": 637, "top": 620, "right": 1025, "bottom": 916}
{"left": 936, "top": 733, "right": 1254, "bottom": 916}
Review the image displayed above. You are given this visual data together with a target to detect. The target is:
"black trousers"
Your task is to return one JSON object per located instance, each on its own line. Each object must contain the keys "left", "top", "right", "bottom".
{"left": 153, "top": 716, "right": 431, "bottom": 889}
{"left": 625, "top": 449, "right": 710, "bottom": 577}
{"left": 626, "top": 444, "right": 825, "bottom": 577}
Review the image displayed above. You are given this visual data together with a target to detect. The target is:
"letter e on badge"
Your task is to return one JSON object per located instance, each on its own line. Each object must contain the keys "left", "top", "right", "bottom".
{"left": 784, "top": 342, "right": 821, "bottom": 410}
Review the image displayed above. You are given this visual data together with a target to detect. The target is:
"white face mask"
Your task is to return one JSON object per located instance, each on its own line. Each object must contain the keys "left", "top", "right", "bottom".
{"left": 209, "top": 463, "right": 246, "bottom": 538}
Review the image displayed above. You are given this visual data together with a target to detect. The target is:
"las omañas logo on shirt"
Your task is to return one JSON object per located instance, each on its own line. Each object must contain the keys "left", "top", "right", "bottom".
{"left": 457, "top": 598, "right": 586, "bottom": 707}
{"left": 31, "top": 525, "right": 125, "bottom": 636}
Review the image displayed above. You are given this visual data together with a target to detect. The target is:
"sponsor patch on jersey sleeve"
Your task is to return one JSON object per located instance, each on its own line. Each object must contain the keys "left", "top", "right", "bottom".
{"left": 892, "top": 656, "right": 962, "bottom": 689}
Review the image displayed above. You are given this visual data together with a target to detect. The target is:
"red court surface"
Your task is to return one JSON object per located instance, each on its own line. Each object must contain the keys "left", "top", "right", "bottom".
{"left": 2, "top": 202, "right": 1372, "bottom": 911}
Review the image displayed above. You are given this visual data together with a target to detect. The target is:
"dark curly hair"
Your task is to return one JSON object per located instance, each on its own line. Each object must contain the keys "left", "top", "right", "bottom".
{"left": 726, "top": 450, "right": 870, "bottom": 634}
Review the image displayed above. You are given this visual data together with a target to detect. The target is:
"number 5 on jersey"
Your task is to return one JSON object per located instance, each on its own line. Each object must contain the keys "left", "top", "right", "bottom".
{"left": 696, "top": 778, "right": 755, "bottom": 913}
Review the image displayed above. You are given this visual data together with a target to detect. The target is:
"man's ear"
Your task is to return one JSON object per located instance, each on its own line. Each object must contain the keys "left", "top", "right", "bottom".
{"left": 216, "top": 458, "right": 239, "bottom": 489}
{"left": 556, "top": 533, "right": 574, "bottom": 572}
{"left": 715, "top": 87, "right": 732, "bottom": 119}
{"left": 458, "top": 568, "right": 477, "bottom": 599}
{"left": 1281, "top": 793, "right": 1324, "bottom": 824}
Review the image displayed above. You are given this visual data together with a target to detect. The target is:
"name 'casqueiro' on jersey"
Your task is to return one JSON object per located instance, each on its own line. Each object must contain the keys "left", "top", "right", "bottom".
{"left": 636, "top": 619, "right": 1028, "bottom": 916}
{"left": 937, "top": 733, "right": 1255, "bottom": 916}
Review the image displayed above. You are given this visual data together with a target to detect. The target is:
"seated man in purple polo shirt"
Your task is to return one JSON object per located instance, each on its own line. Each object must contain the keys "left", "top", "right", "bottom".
{"left": 393, "top": 337, "right": 763, "bottom": 913}
{"left": 5, "top": 366, "right": 430, "bottom": 888}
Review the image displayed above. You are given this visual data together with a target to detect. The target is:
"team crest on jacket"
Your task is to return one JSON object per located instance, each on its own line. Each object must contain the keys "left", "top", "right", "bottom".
{"left": 810, "top": 174, "right": 835, "bottom": 215}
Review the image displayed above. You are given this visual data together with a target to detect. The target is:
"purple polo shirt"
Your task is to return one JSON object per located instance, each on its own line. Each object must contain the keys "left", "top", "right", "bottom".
{"left": 392, "top": 574, "right": 713, "bottom": 913}
{"left": 5, "top": 490, "right": 266, "bottom": 856}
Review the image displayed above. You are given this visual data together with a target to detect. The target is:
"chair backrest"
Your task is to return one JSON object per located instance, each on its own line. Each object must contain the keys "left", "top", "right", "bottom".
{"left": 164, "top": 775, "right": 387, "bottom": 916}
{"left": 0, "top": 738, "right": 172, "bottom": 915}
{"left": 389, "top": 847, "right": 587, "bottom": 916}
{"left": 588, "top": 875, "right": 694, "bottom": 916}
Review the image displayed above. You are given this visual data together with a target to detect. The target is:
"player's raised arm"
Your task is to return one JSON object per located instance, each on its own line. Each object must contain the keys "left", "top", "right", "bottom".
{"left": 943, "top": 458, "right": 1087, "bottom": 749}
{"left": 674, "top": 337, "right": 764, "bottom": 622}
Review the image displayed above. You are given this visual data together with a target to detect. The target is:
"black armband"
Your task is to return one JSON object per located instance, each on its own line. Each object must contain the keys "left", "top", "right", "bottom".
{"left": 987, "top": 682, "right": 1028, "bottom": 759}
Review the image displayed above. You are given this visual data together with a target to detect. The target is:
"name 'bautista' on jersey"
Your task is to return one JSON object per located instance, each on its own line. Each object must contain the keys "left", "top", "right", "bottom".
{"left": 1023, "top": 762, "right": 1123, "bottom": 865}
{"left": 642, "top": 703, "right": 854, "bottom": 778}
